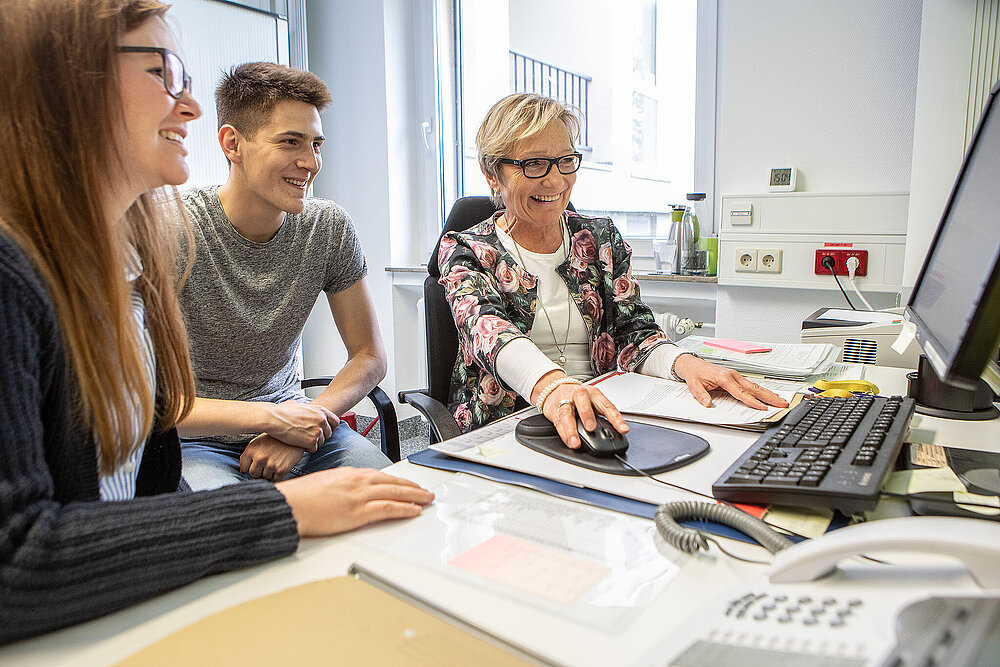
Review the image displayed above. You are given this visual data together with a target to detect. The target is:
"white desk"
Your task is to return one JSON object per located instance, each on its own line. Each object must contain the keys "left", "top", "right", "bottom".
{"left": 3, "top": 367, "right": 999, "bottom": 666}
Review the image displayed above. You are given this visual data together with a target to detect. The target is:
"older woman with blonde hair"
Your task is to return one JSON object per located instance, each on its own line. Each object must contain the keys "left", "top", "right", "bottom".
{"left": 0, "top": 0, "right": 431, "bottom": 642}
{"left": 438, "top": 93, "right": 786, "bottom": 448}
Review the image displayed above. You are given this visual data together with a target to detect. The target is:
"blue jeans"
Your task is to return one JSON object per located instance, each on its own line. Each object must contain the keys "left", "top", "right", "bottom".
{"left": 180, "top": 421, "right": 390, "bottom": 490}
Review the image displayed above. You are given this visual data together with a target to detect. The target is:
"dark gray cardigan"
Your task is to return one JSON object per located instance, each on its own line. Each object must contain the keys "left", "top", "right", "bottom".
{"left": 0, "top": 231, "right": 299, "bottom": 643}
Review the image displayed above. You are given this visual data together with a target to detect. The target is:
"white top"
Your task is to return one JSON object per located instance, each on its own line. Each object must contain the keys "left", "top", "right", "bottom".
{"left": 493, "top": 225, "right": 685, "bottom": 400}
{"left": 98, "top": 250, "right": 156, "bottom": 501}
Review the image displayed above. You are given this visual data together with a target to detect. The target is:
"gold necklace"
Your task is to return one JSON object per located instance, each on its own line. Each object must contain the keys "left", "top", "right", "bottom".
{"left": 504, "top": 215, "right": 572, "bottom": 366}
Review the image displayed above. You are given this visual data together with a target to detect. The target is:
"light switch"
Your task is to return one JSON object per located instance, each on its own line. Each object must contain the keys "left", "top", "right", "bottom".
{"left": 730, "top": 202, "right": 753, "bottom": 226}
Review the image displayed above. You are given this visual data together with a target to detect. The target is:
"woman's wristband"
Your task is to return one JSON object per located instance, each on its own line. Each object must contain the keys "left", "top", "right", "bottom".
{"left": 535, "top": 377, "right": 582, "bottom": 412}
{"left": 671, "top": 352, "right": 701, "bottom": 381}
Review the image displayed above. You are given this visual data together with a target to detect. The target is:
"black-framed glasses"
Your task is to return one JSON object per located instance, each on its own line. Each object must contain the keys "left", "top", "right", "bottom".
{"left": 498, "top": 152, "right": 583, "bottom": 178}
{"left": 118, "top": 46, "right": 192, "bottom": 99}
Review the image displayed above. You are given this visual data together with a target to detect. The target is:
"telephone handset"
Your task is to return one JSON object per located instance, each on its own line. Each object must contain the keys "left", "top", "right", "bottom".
{"left": 770, "top": 515, "right": 1000, "bottom": 588}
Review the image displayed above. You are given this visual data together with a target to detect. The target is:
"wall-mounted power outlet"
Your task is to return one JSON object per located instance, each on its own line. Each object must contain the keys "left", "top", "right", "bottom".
{"left": 758, "top": 249, "right": 783, "bottom": 273}
{"left": 814, "top": 248, "right": 868, "bottom": 276}
{"left": 735, "top": 248, "right": 758, "bottom": 272}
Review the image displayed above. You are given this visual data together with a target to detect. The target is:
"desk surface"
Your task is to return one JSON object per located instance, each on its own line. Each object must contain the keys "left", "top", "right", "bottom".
{"left": 3, "top": 367, "right": 999, "bottom": 666}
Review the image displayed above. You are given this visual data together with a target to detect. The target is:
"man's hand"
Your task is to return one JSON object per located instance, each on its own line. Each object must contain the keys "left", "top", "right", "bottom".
{"left": 240, "top": 434, "right": 306, "bottom": 482}
{"left": 264, "top": 402, "right": 339, "bottom": 452}
{"left": 276, "top": 468, "right": 435, "bottom": 536}
{"left": 672, "top": 353, "right": 789, "bottom": 409}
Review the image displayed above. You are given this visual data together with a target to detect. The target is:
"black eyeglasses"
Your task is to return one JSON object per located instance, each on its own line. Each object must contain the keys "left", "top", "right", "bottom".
{"left": 118, "top": 46, "right": 192, "bottom": 99}
{"left": 498, "top": 152, "right": 583, "bottom": 179}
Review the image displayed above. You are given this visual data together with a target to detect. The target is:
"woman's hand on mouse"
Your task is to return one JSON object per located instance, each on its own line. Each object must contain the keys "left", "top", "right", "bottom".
{"left": 532, "top": 371, "right": 628, "bottom": 449}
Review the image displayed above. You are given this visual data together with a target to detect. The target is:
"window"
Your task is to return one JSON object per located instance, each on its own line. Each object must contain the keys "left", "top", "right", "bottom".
{"left": 451, "top": 0, "right": 715, "bottom": 237}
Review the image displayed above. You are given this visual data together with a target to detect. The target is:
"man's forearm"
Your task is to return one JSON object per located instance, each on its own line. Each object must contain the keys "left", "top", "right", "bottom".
{"left": 308, "top": 352, "right": 387, "bottom": 416}
{"left": 177, "top": 397, "right": 275, "bottom": 437}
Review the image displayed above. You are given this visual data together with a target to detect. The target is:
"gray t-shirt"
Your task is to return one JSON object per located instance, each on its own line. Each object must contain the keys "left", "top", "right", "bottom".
{"left": 179, "top": 186, "right": 366, "bottom": 404}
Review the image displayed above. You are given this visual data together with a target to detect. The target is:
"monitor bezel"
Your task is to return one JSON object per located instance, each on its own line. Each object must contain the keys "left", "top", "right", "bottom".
{"left": 905, "top": 80, "right": 1000, "bottom": 391}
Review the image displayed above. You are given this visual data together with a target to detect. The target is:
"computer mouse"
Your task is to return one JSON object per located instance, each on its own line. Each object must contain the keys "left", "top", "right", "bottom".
{"left": 576, "top": 414, "right": 628, "bottom": 457}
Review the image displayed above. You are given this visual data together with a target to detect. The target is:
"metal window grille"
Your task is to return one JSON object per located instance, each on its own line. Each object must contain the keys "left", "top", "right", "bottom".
{"left": 509, "top": 51, "right": 592, "bottom": 150}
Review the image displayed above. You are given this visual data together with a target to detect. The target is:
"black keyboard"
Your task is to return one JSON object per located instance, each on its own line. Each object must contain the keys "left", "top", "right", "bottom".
{"left": 712, "top": 394, "right": 915, "bottom": 515}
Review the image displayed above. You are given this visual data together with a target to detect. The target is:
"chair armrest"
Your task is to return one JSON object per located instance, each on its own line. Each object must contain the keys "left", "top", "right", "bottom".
{"left": 398, "top": 389, "right": 463, "bottom": 444}
{"left": 366, "top": 385, "right": 400, "bottom": 463}
{"left": 300, "top": 377, "right": 401, "bottom": 463}
{"left": 301, "top": 376, "right": 335, "bottom": 390}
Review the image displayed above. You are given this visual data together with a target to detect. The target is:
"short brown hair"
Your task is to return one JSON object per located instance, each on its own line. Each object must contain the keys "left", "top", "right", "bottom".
{"left": 476, "top": 94, "right": 581, "bottom": 205}
{"left": 215, "top": 62, "right": 331, "bottom": 138}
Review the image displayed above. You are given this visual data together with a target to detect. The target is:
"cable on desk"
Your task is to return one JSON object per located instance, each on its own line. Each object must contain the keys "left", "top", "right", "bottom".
{"left": 615, "top": 453, "right": 797, "bottom": 564}
{"left": 613, "top": 453, "right": 719, "bottom": 502}
{"left": 654, "top": 501, "right": 793, "bottom": 565}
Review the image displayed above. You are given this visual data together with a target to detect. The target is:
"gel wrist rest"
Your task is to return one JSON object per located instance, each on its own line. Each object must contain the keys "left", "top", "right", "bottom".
{"left": 514, "top": 414, "right": 709, "bottom": 476}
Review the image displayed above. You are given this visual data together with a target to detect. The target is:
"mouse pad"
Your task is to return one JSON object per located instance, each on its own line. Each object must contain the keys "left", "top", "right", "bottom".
{"left": 514, "top": 414, "right": 710, "bottom": 476}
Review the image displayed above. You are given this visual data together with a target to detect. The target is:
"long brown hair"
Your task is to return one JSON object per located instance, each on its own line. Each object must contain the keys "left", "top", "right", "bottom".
{"left": 0, "top": 0, "right": 195, "bottom": 472}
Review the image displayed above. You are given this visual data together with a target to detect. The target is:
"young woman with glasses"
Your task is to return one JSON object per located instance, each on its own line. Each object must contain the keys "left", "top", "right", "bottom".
{"left": 0, "top": 0, "right": 431, "bottom": 643}
{"left": 437, "top": 93, "right": 787, "bottom": 448}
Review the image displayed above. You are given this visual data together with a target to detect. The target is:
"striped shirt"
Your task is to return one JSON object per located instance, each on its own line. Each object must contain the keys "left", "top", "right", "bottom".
{"left": 98, "top": 249, "right": 158, "bottom": 501}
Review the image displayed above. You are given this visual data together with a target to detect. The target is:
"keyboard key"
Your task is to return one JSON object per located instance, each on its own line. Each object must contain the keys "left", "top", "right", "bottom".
{"left": 727, "top": 473, "right": 764, "bottom": 484}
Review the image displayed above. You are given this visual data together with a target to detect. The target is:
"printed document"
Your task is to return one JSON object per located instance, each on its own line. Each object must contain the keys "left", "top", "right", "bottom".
{"left": 593, "top": 372, "right": 794, "bottom": 426}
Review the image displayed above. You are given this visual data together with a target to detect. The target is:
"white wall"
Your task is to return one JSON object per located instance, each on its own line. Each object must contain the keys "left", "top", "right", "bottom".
{"left": 302, "top": 0, "right": 439, "bottom": 416}
{"left": 713, "top": 0, "right": 922, "bottom": 343}
{"left": 167, "top": 0, "right": 289, "bottom": 190}
{"left": 903, "top": 0, "right": 999, "bottom": 289}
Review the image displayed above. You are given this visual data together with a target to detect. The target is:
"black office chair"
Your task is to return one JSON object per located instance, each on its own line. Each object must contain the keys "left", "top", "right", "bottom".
{"left": 399, "top": 196, "right": 572, "bottom": 444}
{"left": 302, "top": 377, "right": 401, "bottom": 462}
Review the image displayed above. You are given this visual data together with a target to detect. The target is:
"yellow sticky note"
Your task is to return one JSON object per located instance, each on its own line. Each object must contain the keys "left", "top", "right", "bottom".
{"left": 764, "top": 505, "right": 834, "bottom": 539}
{"left": 954, "top": 492, "right": 1000, "bottom": 516}
{"left": 884, "top": 467, "right": 966, "bottom": 495}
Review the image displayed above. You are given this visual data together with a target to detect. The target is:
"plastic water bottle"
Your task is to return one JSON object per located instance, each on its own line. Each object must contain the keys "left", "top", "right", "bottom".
{"left": 680, "top": 193, "right": 707, "bottom": 275}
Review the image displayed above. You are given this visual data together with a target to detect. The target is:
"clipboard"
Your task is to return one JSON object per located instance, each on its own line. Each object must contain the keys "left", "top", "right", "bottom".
{"left": 115, "top": 574, "right": 534, "bottom": 666}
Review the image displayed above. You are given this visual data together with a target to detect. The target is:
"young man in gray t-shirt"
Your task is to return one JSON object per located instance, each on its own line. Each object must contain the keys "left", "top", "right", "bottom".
{"left": 176, "top": 62, "right": 390, "bottom": 490}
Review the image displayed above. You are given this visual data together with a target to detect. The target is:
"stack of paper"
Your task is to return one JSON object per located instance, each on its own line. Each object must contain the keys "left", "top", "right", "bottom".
{"left": 676, "top": 335, "right": 839, "bottom": 380}
{"left": 592, "top": 372, "right": 797, "bottom": 430}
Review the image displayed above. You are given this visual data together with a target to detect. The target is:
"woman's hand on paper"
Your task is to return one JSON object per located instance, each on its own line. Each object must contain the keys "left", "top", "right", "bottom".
{"left": 276, "top": 468, "right": 435, "bottom": 537}
{"left": 673, "top": 353, "right": 788, "bottom": 409}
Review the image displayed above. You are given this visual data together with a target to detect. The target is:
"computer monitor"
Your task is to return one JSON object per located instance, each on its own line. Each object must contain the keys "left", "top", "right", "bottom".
{"left": 905, "top": 79, "right": 1000, "bottom": 395}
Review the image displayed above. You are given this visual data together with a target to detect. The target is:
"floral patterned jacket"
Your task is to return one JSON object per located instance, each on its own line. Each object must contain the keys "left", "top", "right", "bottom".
{"left": 437, "top": 211, "right": 671, "bottom": 432}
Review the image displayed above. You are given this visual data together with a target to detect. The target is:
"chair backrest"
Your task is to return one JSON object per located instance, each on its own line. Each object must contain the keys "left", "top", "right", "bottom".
{"left": 424, "top": 196, "right": 576, "bottom": 407}
{"left": 424, "top": 196, "right": 499, "bottom": 405}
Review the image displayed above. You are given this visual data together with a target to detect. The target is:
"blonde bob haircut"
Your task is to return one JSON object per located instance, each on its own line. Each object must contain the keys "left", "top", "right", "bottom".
{"left": 476, "top": 93, "right": 582, "bottom": 208}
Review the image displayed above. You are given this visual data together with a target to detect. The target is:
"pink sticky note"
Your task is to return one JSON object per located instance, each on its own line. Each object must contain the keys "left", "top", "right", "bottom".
{"left": 449, "top": 534, "right": 609, "bottom": 605}
{"left": 704, "top": 338, "right": 772, "bottom": 354}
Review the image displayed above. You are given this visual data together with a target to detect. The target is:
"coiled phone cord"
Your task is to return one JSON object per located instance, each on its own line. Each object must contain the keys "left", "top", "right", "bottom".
{"left": 614, "top": 454, "right": 796, "bottom": 564}
{"left": 654, "top": 501, "right": 794, "bottom": 564}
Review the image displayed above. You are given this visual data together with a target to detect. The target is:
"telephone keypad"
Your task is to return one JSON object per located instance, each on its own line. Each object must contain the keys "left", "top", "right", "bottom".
{"left": 724, "top": 591, "right": 864, "bottom": 630}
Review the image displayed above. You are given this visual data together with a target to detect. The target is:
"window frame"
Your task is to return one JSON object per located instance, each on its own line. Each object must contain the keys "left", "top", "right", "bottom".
{"left": 446, "top": 0, "right": 718, "bottom": 237}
